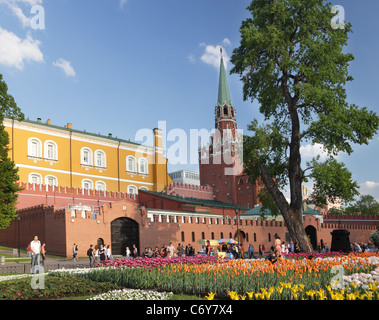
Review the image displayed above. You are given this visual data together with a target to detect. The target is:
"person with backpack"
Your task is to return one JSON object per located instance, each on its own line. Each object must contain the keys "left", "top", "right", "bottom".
{"left": 87, "top": 244, "right": 95, "bottom": 267}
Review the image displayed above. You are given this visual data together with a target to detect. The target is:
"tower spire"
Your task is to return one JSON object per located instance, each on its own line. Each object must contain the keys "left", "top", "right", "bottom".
{"left": 217, "top": 49, "right": 232, "bottom": 107}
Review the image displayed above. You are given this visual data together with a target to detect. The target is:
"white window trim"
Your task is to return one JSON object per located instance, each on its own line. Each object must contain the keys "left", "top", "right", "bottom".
{"left": 82, "top": 179, "right": 94, "bottom": 190}
{"left": 94, "top": 149, "right": 107, "bottom": 169}
{"left": 44, "top": 140, "right": 58, "bottom": 161}
{"left": 81, "top": 147, "right": 93, "bottom": 166}
{"left": 127, "top": 184, "right": 138, "bottom": 194}
{"left": 45, "top": 175, "right": 58, "bottom": 187}
{"left": 138, "top": 157, "right": 149, "bottom": 175}
{"left": 27, "top": 137, "right": 42, "bottom": 159}
{"left": 95, "top": 180, "right": 107, "bottom": 192}
{"left": 126, "top": 155, "right": 137, "bottom": 173}
{"left": 28, "top": 173, "right": 42, "bottom": 185}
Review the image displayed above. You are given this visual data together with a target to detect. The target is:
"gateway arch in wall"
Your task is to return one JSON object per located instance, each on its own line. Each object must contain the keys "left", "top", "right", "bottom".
{"left": 111, "top": 217, "right": 140, "bottom": 256}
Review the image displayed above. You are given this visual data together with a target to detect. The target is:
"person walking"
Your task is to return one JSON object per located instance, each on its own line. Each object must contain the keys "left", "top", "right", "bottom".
{"left": 40, "top": 243, "right": 46, "bottom": 266}
{"left": 99, "top": 244, "right": 106, "bottom": 262}
{"left": 94, "top": 245, "right": 99, "bottom": 263}
{"left": 132, "top": 244, "right": 138, "bottom": 258}
{"left": 274, "top": 234, "right": 282, "bottom": 259}
{"left": 30, "top": 235, "right": 41, "bottom": 274}
{"left": 73, "top": 244, "right": 79, "bottom": 262}
{"left": 248, "top": 244, "right": 254, "bottom": 259}
{"left": 26, "top": 244, "right": 31, "bottom": 258}
{"left": 87, "top": 244, "right": 95, "bottom": 267}
{"left": 106, "top": 245, "right": 113, "bottom": 260}
{"left": 167, "top": 242, "right": 175, "bottom": 258}
{"left": 72, "top": 243, "right": 76, "bottom": 260}
{"left": 126, "top": 246, "right": 131, "bottom": 258}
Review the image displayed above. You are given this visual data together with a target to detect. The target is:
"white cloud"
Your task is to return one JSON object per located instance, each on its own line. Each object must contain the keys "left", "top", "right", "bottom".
{"left": 359, "top": 181, "right": 379, "bottom": 202}
{"left": 0, "top": 27, "right": 43, "bottom": 69}
{"left": 0, "top": 0, "right": 43, "bottom": 27}
{"left": 53, "top": 58, "right": 76, "bottom": 78}
{"left": 362, "top": 181, "right": 379, "bottom": 189}
{"left": 222, "top": 38, "right": 232, "bottom": 46}
{"left": 300, "top": 143, "right": 329, "bottom": 160}
{"left": 200, "top": 44, "right": 230, "bottom": 70}
{"left": 120, "top": 0, "right": 127, "bottom": 9}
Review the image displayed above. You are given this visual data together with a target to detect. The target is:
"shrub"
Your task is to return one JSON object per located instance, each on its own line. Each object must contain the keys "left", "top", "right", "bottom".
{"left": 0, "top": 275, "right": 120, "bottom": 300}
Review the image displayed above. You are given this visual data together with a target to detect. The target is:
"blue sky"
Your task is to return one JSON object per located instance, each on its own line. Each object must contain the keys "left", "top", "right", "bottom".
{"left": 0, "top": 0, "right": 378, "bottom": 202}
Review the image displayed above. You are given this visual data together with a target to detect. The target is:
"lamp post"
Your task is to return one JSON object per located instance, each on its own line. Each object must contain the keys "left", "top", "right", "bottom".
{"left": 235, "top": 208, "right": 240, "bottom": 240}
{"left": 17, "top": 216, "right": 21, "bottom": 257}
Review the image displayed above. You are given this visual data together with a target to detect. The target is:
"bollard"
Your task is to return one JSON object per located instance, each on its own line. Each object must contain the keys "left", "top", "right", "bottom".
{"left": 0, "top": 256, "right": 5, "bottom": 265}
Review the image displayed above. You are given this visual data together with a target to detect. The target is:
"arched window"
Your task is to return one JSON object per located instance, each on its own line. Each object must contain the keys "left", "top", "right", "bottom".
{"left": 181, "top": 231, "right": 185, "bottom": 242}
{"left": 191, "top": 232, "right": 195, "bottom": 242}
{"left": 138, "top": 158, "right": 148, "bottom": 175}
{"left": 126, "top": 156, "right": 137, "bottom": 173}
{"left": 45, "top": 175, "right": 58, "bottom": 186}
{"left": 128, "top": 185, "right": 137, "bottom": 194}
{"left": 224, "top": 107, "right": 228, "bottom": 115}
{"left": 28, "top": 138, "right": 42, "bottom": 159}
{"left": 44, "top": 140, "right": 58, "bottom": 161}
{"left": 95, "top": 181, "right": 106, "bottom": 192}
{"left": 94, "top": 150, "right": 106, "bottom": 168}
{"left": 81, "top": 148, "right": 93, "bottom": 166}
{"left": 29, "top": 173, "right": 42, "bottom": 185}
{"left": 201, "top": 232, "right": 205, "bottom": 240}
{"left": 82, "top": 179, "right": 93, "bottom": 190}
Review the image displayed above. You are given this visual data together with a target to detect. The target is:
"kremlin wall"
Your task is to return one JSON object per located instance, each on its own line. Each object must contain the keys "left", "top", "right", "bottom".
{"left": 0, "top": 181, "right": 377, "bottom": 257}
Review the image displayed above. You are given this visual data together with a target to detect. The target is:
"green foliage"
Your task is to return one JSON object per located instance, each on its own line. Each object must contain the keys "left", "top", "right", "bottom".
{"left": 231, "top": 0, "right": 379, "bottom": 208}
{"left": 345, "top": 195, "right": 379, "bottom": 215}
{"left": 0, "top": 75, "right": 24, "bottom": 229}
{"left": 0, "top": 275, "right": 120, "bottom": 300}
{"left": 0, "top": 75, "right": 24, "bottom": 121}
{"left": 369, "top": 231, "right": 379, "bottom": 248}
{"left": 310, "top": 158, "right": 359, "bottom": 207}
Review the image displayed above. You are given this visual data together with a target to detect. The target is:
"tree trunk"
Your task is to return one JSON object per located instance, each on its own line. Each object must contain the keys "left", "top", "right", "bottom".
{"left": 282, "top": 207, "right": 313, "bottom": 253}
{"left": 259, "top": 166, "right": 313, "bottom": 253}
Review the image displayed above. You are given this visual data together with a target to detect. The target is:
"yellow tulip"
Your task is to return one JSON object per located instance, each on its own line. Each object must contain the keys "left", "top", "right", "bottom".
{"left": 276, "top": 286, "right": 284, "bottom": 294}
{"left": 205, "top": 292, "right": 215, "bottom": 300}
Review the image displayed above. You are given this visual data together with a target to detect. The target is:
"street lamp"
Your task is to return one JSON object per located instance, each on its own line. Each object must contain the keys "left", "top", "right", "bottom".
{"left": 17, "top": 216, "right": 21, "bottom": 257}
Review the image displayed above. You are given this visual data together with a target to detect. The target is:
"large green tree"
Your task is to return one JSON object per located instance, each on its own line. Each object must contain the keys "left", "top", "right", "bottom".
{"left": 345, "top": 194, "right": 379, "bottom": 215}
{"left": 0, "top": 74, "right": 24, "bottom": 229}
{"left": 231, "top": 0, "right": 379, "bottom": 252}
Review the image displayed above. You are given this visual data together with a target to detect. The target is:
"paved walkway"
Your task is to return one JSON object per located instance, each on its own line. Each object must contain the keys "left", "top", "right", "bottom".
{"left": 0, "top": 248, "right": 92, "bottom": 274}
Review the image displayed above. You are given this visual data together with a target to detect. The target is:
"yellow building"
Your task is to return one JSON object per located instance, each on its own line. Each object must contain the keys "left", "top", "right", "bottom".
{"left": 4, "top": 117, "right": 172, "bottom": 194}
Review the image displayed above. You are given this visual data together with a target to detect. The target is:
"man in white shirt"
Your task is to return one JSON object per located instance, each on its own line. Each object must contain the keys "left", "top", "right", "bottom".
{"left": 30, "top": 235, "right": 41, "bottom": 274}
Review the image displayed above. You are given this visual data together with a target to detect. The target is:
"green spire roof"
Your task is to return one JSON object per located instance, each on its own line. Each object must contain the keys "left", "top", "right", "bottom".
{"left": 217, "top": 54, "right": 232, "bottom": 107}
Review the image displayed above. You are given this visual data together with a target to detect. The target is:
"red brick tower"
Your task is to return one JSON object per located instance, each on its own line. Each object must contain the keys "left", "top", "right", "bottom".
{"left": 199, "top": 49, "right": 259, "bottom": 208}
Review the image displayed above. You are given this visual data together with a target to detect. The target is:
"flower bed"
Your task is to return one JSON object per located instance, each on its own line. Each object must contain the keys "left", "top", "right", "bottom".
{"left": 71, "top": 252, "right": 379, "bottom": 300}
{"left": 95, "top": 255, "right": 221, "bottom": 270}
{"left": 2, "top": 252, "right": 378, "bottom": 300}
{"left": 283, "top": 251, "right": 347, "bottom": 259}
{"left": 88, "top": 288, "right": 173, "bottom": 300}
